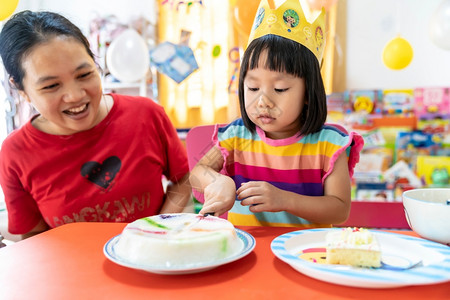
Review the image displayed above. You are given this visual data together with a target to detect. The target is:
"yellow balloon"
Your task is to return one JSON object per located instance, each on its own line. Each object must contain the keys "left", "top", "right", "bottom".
{"left": 0, "top": 0, "right": 19, "bottom": 21}
{"left": 382, "top": 36, "right": 414, "bottom": 70}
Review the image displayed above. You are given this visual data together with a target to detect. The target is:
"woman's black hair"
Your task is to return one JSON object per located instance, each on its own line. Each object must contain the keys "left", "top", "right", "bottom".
{"left": 0, "top": 10, "right": 95, "bottom": 91}
{"left": 238, "top": 34, "right": 327, "bottom": 136}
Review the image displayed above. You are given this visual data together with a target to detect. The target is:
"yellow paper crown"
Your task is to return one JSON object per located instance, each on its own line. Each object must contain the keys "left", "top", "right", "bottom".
{"left": 248, "top": 0, "right": 326, "bottom": 63}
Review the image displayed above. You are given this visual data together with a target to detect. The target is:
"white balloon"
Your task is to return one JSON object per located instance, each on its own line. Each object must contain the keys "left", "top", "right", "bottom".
{"left": 106, "top": 29, "right": 149, "bottom": 82}
{"left": 429, "top": 0, "right": 450, "bottom": 50}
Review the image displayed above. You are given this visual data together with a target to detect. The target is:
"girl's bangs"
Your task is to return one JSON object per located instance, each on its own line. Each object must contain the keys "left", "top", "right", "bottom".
{"left": 247, "top": 37, "right": 305, "bottom": 77}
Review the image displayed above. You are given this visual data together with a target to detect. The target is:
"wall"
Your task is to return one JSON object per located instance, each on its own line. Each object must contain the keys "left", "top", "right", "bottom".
{"left": 345, "top": 0, "right": 450, "bottom": 90}
{"left": 15, "top": 0, "right": 157, "bottom": 36}
{"left": 9, "top": 0, "right": 450, "bottom": 91}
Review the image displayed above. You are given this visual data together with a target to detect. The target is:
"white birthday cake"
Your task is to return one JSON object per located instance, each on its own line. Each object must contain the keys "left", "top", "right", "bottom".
{"left": 114, "top": 213, "right": 243, "bottom": 267}
{"left": 326, "top": 227, "right": 381, "bottom": 268}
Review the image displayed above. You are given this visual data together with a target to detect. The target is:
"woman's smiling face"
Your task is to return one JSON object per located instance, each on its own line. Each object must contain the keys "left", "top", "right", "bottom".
{"left": 18, "top": 36, "right": 103, "bottom": 135}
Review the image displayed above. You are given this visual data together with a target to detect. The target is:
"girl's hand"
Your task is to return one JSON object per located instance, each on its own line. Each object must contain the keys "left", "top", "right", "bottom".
{"left": 236, "top": 181, "right": 286, "bottom": 213}
{"left": 199, "top": 175, "right": 236, "bottom": 217}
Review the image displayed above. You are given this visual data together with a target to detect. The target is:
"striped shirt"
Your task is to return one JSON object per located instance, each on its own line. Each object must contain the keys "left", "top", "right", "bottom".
{"left": 214, "top": 118, "right": 363, "bottom": 227}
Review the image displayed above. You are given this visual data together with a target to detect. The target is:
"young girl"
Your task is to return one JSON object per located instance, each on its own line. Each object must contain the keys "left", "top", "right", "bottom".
{"left": 190, "top": 5, "right": 363, "bottom": 227}
{"left": 0, "top": 11, "right": 192, "bottom": 239}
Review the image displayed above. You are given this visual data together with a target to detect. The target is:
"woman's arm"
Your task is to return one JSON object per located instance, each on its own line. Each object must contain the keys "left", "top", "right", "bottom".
{"left": 159, "top": 173, "right": 192, "bottom": 214}
{"left": 237, "top": 152, "right": 352, "bottom": 224}
{"left": 21, "top": 218, "right": 49, "bottom": 240}
{"left": 189, "top": 146, "right": 236, "bottom": 216}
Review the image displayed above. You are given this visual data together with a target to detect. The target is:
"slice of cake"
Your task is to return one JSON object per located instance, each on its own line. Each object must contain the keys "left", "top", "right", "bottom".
{"left": 114, "top": 213, "right": 243, "bottom": 268}
{"left": 325, "top": 227, "right": 381, "bottom": 268}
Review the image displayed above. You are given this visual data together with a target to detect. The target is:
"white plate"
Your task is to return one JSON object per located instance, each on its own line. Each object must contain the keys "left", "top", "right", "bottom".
{"left": 104, "top": 228, "right": 255, "bottom": 275}
{"left": 271, "top": 228, "right": 450, "bottom": 288}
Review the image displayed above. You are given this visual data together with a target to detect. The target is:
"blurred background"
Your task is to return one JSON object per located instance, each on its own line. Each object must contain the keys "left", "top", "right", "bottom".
{"left": 1, "top": 0, "right": 449, "bottom": 207}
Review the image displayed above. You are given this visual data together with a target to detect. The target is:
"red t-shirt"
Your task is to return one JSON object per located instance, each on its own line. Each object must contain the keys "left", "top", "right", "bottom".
{"left": 0, "top": 94, "right": 189, "bottom": 234}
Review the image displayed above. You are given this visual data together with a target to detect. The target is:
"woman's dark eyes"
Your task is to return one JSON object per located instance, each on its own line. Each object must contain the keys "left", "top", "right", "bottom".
{"left": 41, "top": 72, "right": 93, "bottom": 90}
{"left": 248, "top": 87, "right": 259, "bottom": 92}
{"left": 275, "top": 88, "right": 289, "bottom": 93}
{"left": 79, "top": 71, "right": 93, "bottom": 79}
{"left": 42, "top": 83, "right": 58, "bottom": 90}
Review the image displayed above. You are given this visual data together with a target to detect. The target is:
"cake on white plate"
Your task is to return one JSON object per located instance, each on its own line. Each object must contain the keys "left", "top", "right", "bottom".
{"left": 326, "top": 227, "right": 381, "bottom": 268}
{"left": 114, "top": 213, "right": 243, "bottom": 268}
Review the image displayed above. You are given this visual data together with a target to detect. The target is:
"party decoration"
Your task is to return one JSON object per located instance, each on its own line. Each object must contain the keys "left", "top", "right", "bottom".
{"left": 382, "top": 36, "right": 413, "bottom": 70}
{"left": 228, "top": 47, "right": 240, "bottom": 63}
{"left": 248, "top": 0, "right": 326, "bottom": 63}
{"left": 179, "top": 29, "right": 192, "bottom": 46}
{"left": 0, "top": 0, "right": 19, "bottom": 21}
{"left": 233, "top": 0, "right": 260, "bottom": 39}
{"left": 212, "top": 45, "right": 221, "bottom": 57}
{"left": 106, "top": 29, "right": 149, "bottom": 83}
{"left": 176, "top": 1, "right": 203, "bottom": 12}
{"left": 150, "top": 41, "right": 198, "bottom": 84}
{"left": 228, "top": 66, "right": 239, "bottom": 94}
{"left": 307, "top": 0, "right": 338, "bottom": 11}
{"left": 429, "top": 0, "right": 450, "bottom": 50}
{"left": 227, "top": 47, "right": 240, "bottom": 94}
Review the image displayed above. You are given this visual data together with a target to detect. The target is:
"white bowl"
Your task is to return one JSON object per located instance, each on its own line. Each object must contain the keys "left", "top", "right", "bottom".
{"left": 403, "top": 188, "right": 450, "bottom": 245}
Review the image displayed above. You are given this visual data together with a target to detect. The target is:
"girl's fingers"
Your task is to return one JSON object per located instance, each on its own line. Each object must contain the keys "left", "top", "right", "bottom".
{"left": 200, "top": 200, "right": 227, "bottom": 216}
{"left": 237, "top": 181, "right": 256, "bottom": 192}
{"left": 249, "top": 203, "right": 263, "bottom": 213}
{"left": 240, "top": 195, "right": 263, "bottom": 207}
{"left": 237, "top": 186, "right": 263, "bottom": 200}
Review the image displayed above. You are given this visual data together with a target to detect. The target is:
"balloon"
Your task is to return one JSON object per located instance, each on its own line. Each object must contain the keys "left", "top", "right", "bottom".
{"left": 106, "top": 29, "right": 149, "bottom": 83}
{"left": 0, "top": 0, "right": 19, "bottom": 21}
{"left": 382, "top": 36, "right": 414, "bottom": 70}
{"left": 233, "top": 0, "right": 260, "bottom": 39}
{"left": 307, "top": 0, "right": 338, "bottom": 11}
{"left": 429, "top": 0, "right": 450, "bottom": 50}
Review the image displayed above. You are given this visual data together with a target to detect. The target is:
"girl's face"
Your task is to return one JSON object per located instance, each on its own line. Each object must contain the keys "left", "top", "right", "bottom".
{"left": 18, "top": 36, "right": 104, "bottom": 135}
{"left": 243, "top": 52, "right": 306, "bottom": 139}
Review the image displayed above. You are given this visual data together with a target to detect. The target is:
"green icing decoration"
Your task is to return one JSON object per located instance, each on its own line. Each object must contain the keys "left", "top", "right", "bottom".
{"left": 221, "top": 237, "right": 228, "bottom": 253}
{"left": 142, "top": 217, "right": 170, "bottom": 229}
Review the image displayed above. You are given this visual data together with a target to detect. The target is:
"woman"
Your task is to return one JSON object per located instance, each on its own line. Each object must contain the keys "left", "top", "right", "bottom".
{"left": 0, "top": 11, "right": 191, "bottom": 238}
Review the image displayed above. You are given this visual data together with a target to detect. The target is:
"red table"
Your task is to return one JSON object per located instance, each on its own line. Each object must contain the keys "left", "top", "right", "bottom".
{"left": 0, "top": 223, "right": 448, "bottom": 299}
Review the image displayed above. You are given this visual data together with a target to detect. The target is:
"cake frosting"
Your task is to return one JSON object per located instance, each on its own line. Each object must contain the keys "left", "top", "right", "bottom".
{"left": 326, "top": 227, "right": 381, "bottom": 268}
{"left": 114, "top": 213, "right": 243, "bottom": 267}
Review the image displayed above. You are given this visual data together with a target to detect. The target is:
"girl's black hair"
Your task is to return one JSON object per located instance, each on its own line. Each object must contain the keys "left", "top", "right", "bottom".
{"left": 0, "top": 10, "right": 95, "bottom": 91}
{"left": 238, "top": 34, "right": 327, "bottom": 136}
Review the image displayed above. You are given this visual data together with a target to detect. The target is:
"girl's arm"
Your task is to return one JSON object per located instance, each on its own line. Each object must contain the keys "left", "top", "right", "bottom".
{"left": 159, "top": 173, "right": 193, "bottom": 214}
{"left": 189, "top": 146, "right": 236, "bottom": 216}
{"left": 288, "top": 151, "right": 351, "bottom": 224}
{"left": 237, "top": 152, "right": 352, "bottom": 224}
